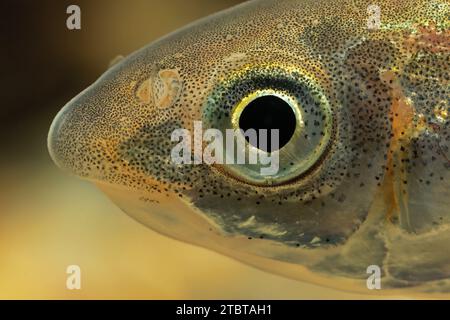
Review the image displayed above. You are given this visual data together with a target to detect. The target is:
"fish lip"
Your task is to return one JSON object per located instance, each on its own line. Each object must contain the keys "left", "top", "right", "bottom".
{"left": 47, "top": 85, "right": 94, "bottom": 174}
{"left": 47, "top": 99, "right": 73, "bottom": 171}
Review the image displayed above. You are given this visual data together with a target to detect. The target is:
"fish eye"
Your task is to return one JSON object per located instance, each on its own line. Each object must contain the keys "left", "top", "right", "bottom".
{"left": 236, "top": 92, "right": 298, "bottom": 152}
{"left": 203, "top": 64, "right": 334, "bottom": 187}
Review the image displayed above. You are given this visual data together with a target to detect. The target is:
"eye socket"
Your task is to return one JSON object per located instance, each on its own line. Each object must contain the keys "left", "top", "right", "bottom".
{"left": 203, "top": 64, "right": 333, "bottom": 186}
{"left": 237, "top": 93, "right": 297, "bottom": 152}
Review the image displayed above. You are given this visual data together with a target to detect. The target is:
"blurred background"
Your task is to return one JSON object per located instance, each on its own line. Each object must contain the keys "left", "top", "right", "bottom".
{"left": 0, "top": 0, "right": 373, "bottom": 299}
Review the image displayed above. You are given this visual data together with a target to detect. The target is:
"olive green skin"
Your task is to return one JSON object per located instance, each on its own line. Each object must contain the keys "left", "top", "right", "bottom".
{"left": 49, "top": 0, "right": 450, "bottom": 295}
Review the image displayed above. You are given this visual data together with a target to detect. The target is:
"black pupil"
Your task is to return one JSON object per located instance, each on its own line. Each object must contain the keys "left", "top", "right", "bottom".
{"left": 238, "top": 95, "right": 297, "bottom": 152}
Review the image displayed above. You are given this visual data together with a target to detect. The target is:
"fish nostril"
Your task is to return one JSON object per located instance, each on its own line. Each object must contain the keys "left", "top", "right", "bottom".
{"left": 238, "top": 95, "right": 297, "bottom": 152}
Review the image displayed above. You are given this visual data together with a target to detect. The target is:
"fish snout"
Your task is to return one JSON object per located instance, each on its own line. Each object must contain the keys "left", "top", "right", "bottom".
{"left": 48, "top": 85, "right": 124, "bottom": 181}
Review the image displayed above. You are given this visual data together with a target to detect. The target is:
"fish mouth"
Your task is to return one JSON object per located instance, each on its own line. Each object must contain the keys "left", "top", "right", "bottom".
{"left": 47, "top": 80, "right": 166, "bottom": 191}
{"left": 48, "top": 85, "right": 115, "bottom": 180}
{"left": 48, "top": 92, "right": 86, "bottom": 176}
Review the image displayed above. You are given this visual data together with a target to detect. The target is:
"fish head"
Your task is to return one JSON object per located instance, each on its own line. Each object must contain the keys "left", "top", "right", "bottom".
{"left": 49, "top": 0, "right": 450, "bottom": 293}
